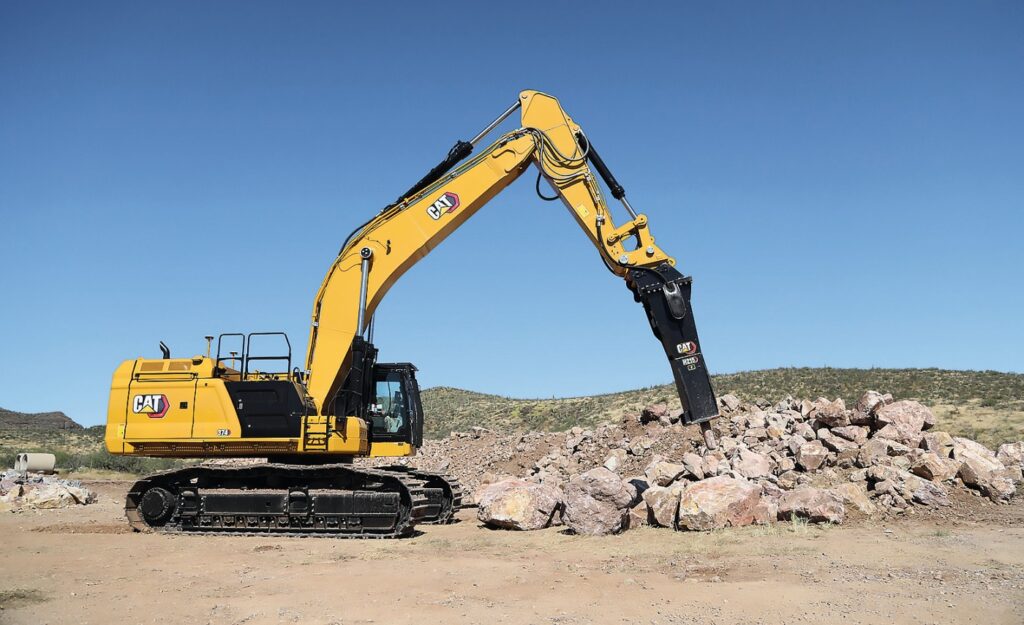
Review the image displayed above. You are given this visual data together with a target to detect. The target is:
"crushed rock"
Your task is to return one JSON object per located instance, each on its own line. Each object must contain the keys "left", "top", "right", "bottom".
{"left": 361, "top": 390, "right": 1022, "bottom": 534}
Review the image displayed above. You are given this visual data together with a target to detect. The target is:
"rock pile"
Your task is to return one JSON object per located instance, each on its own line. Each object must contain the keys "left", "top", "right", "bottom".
{"left": 0, "top": 470, "right": 96, "bottom": 511}
{"left": 387, "top": 390, "right": 1022, "bottom": 535}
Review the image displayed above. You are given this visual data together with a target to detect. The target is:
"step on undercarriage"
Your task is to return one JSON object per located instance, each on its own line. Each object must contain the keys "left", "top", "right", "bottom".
{"left": 125, "top": 463, "right": 430, "bottom": 538}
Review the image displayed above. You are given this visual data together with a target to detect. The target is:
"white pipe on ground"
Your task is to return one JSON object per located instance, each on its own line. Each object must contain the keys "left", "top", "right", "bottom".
{"left": 14, "top": 452, "right": 56, "bottom": 474}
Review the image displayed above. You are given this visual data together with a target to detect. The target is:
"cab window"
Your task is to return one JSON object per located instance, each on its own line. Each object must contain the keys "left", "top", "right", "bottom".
{"left": 370, "top": 370, "right": 406, "bottom": 437}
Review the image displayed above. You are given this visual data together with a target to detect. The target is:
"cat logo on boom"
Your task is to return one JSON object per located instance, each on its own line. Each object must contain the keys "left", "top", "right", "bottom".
{"left": 132, "top": 394, "right": 169, "bottom": 419}
{"left": 426, "top": 191, "right": 460, "bottom": 220}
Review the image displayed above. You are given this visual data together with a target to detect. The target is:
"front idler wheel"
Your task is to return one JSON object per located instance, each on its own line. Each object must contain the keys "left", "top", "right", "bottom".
{"left": 138, "top": 487, "right": 177, "bottom": 526}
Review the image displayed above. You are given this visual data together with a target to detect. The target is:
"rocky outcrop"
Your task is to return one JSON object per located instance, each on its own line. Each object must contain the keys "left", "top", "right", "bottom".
{"left": 0, "top": 408, "right": 82, "bottom": 431}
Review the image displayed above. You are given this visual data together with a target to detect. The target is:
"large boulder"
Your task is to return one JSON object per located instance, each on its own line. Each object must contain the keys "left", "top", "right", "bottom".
{"left": 796, "top": 440, "right": 828, "bottom": 471}
{"left": 953, "top": 438, "right": 1016, "bottom": 502}
{"left": 681, "top": 453, "right": 705, "bottom": 481}
{"left": 642, "top": 484, "right": 683, "bottom": 528}
{"left": 874, "top": 401, "right": 934, "bottom": 446}
{"left": 921, "top": 431, "right": 955, "bottom": 457}
{"left": 677, "top": 476, "right": 762, "bottom": 531}
{"left": 777, "top": 487, "right": 845, "bottom": 523}
{"left": 831, "top": 425, "right": 869, "bottom": 445}
{"left": 718, "top": 394, "right": 742, "bottom": 412}
{"left": 867, "top": 465, "right": 950, "bottom": 507}
{"left": 830, "top": 482, "right": 876, "bottom": 516}
{"left": 793, "top": 422, "right": 816, "bottom": 441}
{"left": 909, "top": 452, "right": 958, "bottom": 482}
{"left": 603, "top": 449, "right": 628, "bottom": 473}
{"left": 855, "top": 390, "right": 888, "bottom": 415}
{"left": 563, "top": 468, "right": 635, "bottom": 536}
{"left": 645, "top": 460, "right": 687, "bottom": 487}
{"left": 996, "top": 442, "right": 1024, "bottom": 468}
{"left": 811, "top": 398, "right": 849, "bottom": 429}
{"left": 996, "top": 442, "right": 1024, "bottom": 481}
{"left": 626, "top": 501, "right": 649, "bottom": 529}
{"left": 732, "top": 448, "right": 771, "bottom": 479}
{"left": 476, "top": 479, "right": 563, "bottom": 531}
{"left": 822, "top": 435, "right": 859, "bottom": 454}
{"left": 857, "top": 437, "right": 910, "bottom": 467}
{"left": 751, "top": 495, "right": 779, "bottom": 525}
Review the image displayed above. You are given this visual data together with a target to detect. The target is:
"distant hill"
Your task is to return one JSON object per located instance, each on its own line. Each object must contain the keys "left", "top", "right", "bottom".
{"left": 2, "top": 368, "right": 1021, "bottom": 473}
{"left": 0, "top": 407, "right": 82, "bottom": 431}
{"left": 421, "top": 368, "right": 1024, "bottom": 446}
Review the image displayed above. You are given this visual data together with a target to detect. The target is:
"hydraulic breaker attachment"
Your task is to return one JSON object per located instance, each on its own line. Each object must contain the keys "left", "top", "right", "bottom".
{"left": 630, "top": 264, "right": 719, "bottom": 433}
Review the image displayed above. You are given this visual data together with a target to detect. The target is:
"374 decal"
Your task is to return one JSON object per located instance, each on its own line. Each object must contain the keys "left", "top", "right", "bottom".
{"left": 426, "top": 191, "right": 460, "bottom": 220}
{"left": 132, "top": 394, "right": 169, "bottom": 419}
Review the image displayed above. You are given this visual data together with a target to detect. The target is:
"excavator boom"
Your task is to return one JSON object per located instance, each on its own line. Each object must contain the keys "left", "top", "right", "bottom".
{"left": 304, "top": 90, "right": 718, "bottom": 426}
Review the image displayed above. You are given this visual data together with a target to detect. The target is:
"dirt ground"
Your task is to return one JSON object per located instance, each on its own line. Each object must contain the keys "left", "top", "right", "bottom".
{"left": 2, "top": 480, "right": 1022, "bottom": 625}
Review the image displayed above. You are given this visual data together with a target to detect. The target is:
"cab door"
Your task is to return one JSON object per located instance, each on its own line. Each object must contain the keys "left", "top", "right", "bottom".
{"left": 124, "top": 359, "right": 197, "bottom": 439}
{"left": 368, "top": 364, "right": 423, "bottom": 447}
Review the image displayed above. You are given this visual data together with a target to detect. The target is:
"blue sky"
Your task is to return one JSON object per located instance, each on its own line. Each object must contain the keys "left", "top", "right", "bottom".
{"left": 1, "top": 2, "right": 1022, "bottom": 426}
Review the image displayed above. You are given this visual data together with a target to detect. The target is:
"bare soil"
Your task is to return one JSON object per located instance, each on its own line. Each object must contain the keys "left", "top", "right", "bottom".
{"left": 2, "top": 479, "right": 1022, "bottom": 625}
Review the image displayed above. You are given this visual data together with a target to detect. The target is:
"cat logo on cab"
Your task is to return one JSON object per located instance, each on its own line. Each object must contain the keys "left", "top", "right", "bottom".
{"left": 132, "top": 394, "right": 169, "bottom": 419}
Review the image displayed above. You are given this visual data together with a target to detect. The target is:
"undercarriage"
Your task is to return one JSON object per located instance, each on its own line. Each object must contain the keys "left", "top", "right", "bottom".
{"left": 124, "top": 463, "right": 463, "bottom": 538}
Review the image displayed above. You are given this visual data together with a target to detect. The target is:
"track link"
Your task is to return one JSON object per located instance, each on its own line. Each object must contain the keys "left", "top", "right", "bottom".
{"left": 377, "top": 466, "right": 463, "bottom": 524}
{"left": 125, "top": 463, "right": 429, "bottom": 538}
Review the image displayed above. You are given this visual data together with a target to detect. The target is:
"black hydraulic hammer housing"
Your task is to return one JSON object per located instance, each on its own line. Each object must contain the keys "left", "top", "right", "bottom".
{"left": 630, "top": 264, "right": 718, "bottom": 425}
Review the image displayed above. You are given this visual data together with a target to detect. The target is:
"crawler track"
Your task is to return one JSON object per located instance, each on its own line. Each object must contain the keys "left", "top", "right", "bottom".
{"left": 378, "top": 467, "right": 463, "bottom": 524}
{"left": 124, "top": 463, "right": 429, "bottom": 538}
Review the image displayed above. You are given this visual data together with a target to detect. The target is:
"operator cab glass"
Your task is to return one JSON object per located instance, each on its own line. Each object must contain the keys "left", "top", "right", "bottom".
{"left": 368, "top": 364, "right": 423, "bottom": 446}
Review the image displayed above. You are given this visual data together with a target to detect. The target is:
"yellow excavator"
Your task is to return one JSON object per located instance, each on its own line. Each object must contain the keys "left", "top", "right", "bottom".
{"left": 105, "top": 90, "right": 719, "bottom": 537}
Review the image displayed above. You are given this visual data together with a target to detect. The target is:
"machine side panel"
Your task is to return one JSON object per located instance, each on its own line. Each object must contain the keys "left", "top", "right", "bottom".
{"left": 104, "top": 359, "right": 137, "bottom": 453}
{"left": 124, "top": 361, "right": 197, "bottom": 439}
{"left": 224, "top": 380, "right": 307, "bottom": 438}
{"left": 192, "top": 378, "right": 245, "bottom": 439}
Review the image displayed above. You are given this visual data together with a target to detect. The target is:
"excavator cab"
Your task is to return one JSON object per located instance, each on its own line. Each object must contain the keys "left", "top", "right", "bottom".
{"left": 368, "top": 363, "right": 424, "bottom": 448}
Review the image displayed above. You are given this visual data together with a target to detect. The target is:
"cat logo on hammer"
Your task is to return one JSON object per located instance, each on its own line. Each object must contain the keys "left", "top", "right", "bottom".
{"left": 426, "top": 191, "right": 460, "bottom": 220}
{"left": 132, "top": 394, "right": 170, "bottom": 419}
